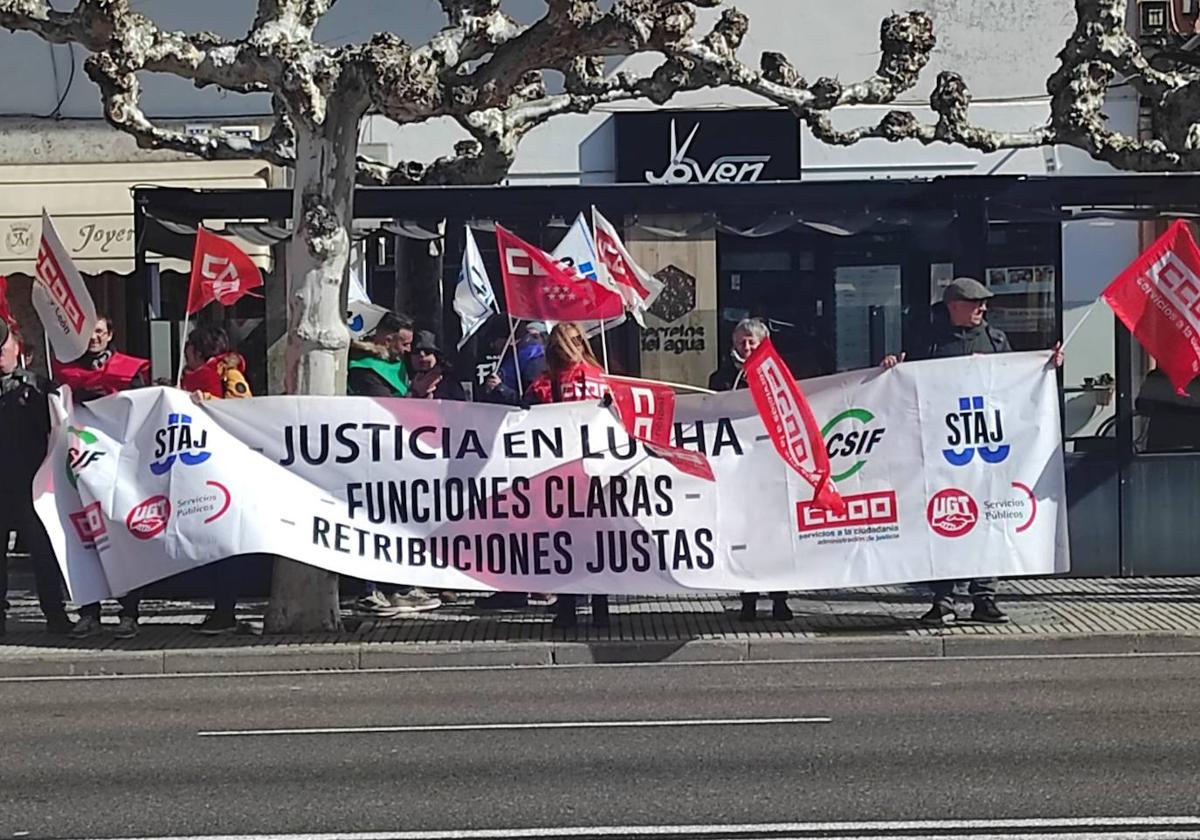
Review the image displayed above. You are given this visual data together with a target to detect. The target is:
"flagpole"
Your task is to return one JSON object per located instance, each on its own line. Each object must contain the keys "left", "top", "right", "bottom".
{"left": 598, "top": 317, "right": 611, "bottom": 374}
{"left": 1062, "top": 298, "right": 1102, "bottom": 351}
{"left": 490, "top": 316, "right": 519, "bottom": 376}
{"left": 175, "top": 310, "right": 192, "bottom": 388}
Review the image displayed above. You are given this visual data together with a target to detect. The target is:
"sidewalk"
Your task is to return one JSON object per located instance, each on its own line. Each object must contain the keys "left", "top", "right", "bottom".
{"left": 4, "top": 573, "right": 1200, "bottom": 676}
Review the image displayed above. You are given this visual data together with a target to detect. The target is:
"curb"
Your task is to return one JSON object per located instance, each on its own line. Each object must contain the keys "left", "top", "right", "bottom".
{"left": 5, "top": 631, "right": 1200, "bottom": 677}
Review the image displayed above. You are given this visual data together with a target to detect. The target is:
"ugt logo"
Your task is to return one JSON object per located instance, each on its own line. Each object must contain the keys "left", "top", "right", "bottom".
{"left": 150, "top": 413, "right": 211, "bottom": 476}
{"left": 65, "top": 426, "right": 103, "bottom": 489}
{"left": 943, "top": 395, "right": 1010, "bottom": 466}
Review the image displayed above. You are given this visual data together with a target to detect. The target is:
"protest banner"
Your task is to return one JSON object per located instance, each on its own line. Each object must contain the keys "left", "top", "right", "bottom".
{"left": 35, "top": 353, "right": 1069, "bottom": 604}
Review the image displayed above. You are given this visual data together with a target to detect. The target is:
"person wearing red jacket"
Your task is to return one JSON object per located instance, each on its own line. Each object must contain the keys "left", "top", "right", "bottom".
{"left": 181, "top": 324, "right": 250, "bottom": 633}
{"left": 527, "top": 322, "right": 611, "bottom": 630}
{"left": 57, "top": 316, "right": 150, "bottom": 640}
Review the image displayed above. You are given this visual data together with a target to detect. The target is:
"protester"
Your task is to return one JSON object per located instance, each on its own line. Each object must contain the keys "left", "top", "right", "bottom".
{"left": 0, "top": 320, "right": 73, "bottom": 636}
{"left": 56, "top": 315, "right": 149, "bottom": 640}
{"left": 525, "top": 322, "right": 611, "bottom": 629}
{"left": 352, "top": 321, "right": 444, "bottom": 618}
{"left": 881, "top": 277, "right": 1064, "bottom": 627}
{"left": 348, "top": 312, "right": 413, "bottom": 398}
{"left": 407, "top": 330, "right": 467, "bottom": 401}
{"left": 709, "top": 317, "right": 794, "bottom": 623}
{"left": 181, "top": 324, "right": 249, "bottom": 633}
{"left": 479, "top": 321, "right": 548, "bottom": 406}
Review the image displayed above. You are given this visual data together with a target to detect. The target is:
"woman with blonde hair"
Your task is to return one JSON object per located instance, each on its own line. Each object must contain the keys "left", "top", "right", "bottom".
{"left": 527, "top": 322, "right": 610, "bottom": 629}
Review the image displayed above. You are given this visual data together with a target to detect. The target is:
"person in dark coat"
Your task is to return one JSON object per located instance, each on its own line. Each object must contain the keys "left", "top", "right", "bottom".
{"left": 709, "top": 317, "right": 794, "bottom": 623}
{"left": 407, "top": 330, "right": 467, "bottom": 401}
{"left": 479, "top": 321, "right": 548, "bottom": 406}
{"left": 881, "top": 277, "right": 1063, "bottom": 627}
{"left": 0, "top": 320, "right": 73, "bottom": 636}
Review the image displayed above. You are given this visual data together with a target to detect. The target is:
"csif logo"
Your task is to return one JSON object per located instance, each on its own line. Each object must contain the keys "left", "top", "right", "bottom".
{"left": 821, "top": 408, "right": 886, "bottom": 482}
{"left": 645, "top": 119, "right": 771, "bottom": 185}
{"left": 65, "top": 426, "right": 103, "bottom": 489}
{"left": 943, "top": 395, "right": 1010, "bottom": 466}
{"left": 150, "top": 413, "right": 211, "bottom": 476}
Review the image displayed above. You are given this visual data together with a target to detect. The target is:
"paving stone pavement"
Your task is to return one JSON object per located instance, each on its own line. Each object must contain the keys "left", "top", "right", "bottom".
{"left": 4, "top": 573, "right": 1200, "bottom": 676}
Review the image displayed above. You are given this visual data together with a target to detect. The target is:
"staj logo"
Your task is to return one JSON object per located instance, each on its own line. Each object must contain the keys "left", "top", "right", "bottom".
{"left": 126, "top": 495, "right": 170, "bottom": 540}
{"left": 943, "top": 396, "right": 1010, "bottom": 466}
{"left": 927, "top": 488, "right": 979, "bottom": 538}
{"left": 645, "top": 119, "right": 771, "bottom": 185}
{"left": 150, "top": 413, "right": 211, "bottom": 476}
{"left": 822, "top": 408, "right": 886, "bottom": 482}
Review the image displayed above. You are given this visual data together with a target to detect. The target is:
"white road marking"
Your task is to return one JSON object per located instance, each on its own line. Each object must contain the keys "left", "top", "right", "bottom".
{"left": 7, "top": 649, "right": 1200, "bottom": 683}
{"left": 52, "top": 816, "right": 1200, "bottom": 840}
{"left": 196, "top": 716, "right": 832, "bottom": 737}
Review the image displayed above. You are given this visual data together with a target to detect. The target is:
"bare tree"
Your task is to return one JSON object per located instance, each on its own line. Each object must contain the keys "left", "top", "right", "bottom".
{"left": 0, "top": 0, "right": 1186, "bottom": 631}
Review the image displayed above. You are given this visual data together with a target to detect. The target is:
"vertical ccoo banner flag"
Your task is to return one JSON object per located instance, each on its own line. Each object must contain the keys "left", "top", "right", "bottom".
{"left": 188, "top": 228, "right": 264, "bottom": 314}
{"left": 1102, "top": 219, "right": 1200, "bottom": 395}
{"left": 744, "top": 337, "right": 844, "bottom": 513}
{"left": 35, "top": 211, "right": 98, "bottom": 362}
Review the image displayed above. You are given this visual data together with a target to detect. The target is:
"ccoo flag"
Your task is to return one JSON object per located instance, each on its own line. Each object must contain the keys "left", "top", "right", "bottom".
{"left": 496, "top": 224, "right": 623, "bottom": 322}
{"left": 35, "top": 211, "right": 98, "bottom": 362}
{"left": 592, "top": 207, "right": 664, "bottom": 327}
{"left": 551, "top": 212, "right": 626, "bottom": 335}
{"left": 187, "top": 228, "right": 264, "bottom": 314}
{"left": 744, "top": 337, "right": 844, "bottom": 514}
{"left": 454, "top": 227, "right": 498, "bottom": 349}
{"left": 1102, "top": 219, "right": 1200, "bottom": 395}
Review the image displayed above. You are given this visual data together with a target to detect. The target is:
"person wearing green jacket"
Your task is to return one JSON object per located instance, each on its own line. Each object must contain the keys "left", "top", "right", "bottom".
{"left": 348, "top": 312, "right": 412, "bottom": 397}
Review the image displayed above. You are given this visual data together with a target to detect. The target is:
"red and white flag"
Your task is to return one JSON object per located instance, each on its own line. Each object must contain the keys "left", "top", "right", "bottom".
{"left": 744, "top": 337, "right": 844, "bottom": 513}
{"left": 187, "top": 228, "right": 264, "bottom": 315}
{"left": 496, "top": 224, "right": 624, "bottom": 322}
{"left": 0, "top": 274, "right": 14, "bottom": 332}
{"left": 1103, "top": 219, "right": 1200, "bottom": 395}
{"left": 606, "top": 376, "right": 714, "bottom": 482}
{"left": 592, "top": 207, "right": 664, "bottom": 327}
{"left": 35, "top": 211, "right": 97, "bottom": 362}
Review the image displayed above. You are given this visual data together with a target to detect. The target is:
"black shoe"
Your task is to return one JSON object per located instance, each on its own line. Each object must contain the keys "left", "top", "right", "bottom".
{"left": 592, "top": 598, "right": 610, "bottom": 628}
{"left": 113, "top": 616, "right": 140, "bottom": 640}
{"left": 551, "top": 609, "right": 577, "bottom": 630}
{"left": 971, "top": 599, "right": 1009, "bottom": 624}
{"left": 46, "top": 614, "right": 75, "bottom": 635}
{"left": 69, "top": 615, "right": 104, "bottom": 640}
{"left": 919, "top": 604, "right": 957, "bottom": 628}
{"left": 772, "top": 599, "right": 794, "bottom": 622}
{"left": 738, "top": 601, "right": 758, "bottom": 622}
{"left": 194, "top": 612, "right": 238, "bottom": 635}
{"left": 475, "top": 592, "right": 529, "bottom": 611}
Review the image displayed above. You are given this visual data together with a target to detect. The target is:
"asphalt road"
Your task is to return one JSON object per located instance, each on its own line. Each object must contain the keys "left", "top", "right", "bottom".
{"left": 3, "top": 654, "right": 1200, "bottom": 839}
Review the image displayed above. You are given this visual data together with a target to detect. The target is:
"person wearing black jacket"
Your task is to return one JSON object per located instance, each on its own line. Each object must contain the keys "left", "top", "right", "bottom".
{"left": 709, "top": 317, "right": 794, "bottom": 623}
{"left": 0, "top": 320, "right": 72, "bottom": 636}
{"left": 407, "top": 330, "right": 467, "bottom": 401}
{"left": 882, "top": 277, "right": 1063, "bottom": 627}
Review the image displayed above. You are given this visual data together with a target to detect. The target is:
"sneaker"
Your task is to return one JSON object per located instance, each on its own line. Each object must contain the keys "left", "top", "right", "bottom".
{"left": 383, "top": 589, "right": 441, "bottom": 616}
{"left": 69, "top": 615, "right": 104, "bottom": 640}
{"left": 475, "top": 592, "right": 529, "bottom": 610}
{"left": 919, "top": 604, "right": 957, "bottom": 628}
{"left": 46, "top": 614, "right": 75, "bottom": 636}
{"left": 194, "top": 612, "right": 239, "bottom": 635}
{"left": 772, "top": 599, "right": 794, "bottom": 622}
{"left": 113, "top": 616, "right": 139, "bottom": 640}
{"left": 356, "top": 590, "right": 392, "bottom": 615}
{"left": 971, "top": 599, "right": 1009, "bottom": 624}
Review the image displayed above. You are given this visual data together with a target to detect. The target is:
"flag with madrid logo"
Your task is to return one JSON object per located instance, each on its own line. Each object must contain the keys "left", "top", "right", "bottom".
{"left": 592, "top": 207, "right": 665, "bottom": 327}
{"left": 495, "top": 224, "right": 624, "bottom": 322}
{"left": 187, "top": 228, "right": 264, "bottom": 315}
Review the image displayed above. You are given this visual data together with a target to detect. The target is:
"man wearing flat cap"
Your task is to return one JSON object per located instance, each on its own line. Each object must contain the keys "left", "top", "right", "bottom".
{"left": 881, "top": 277, "right": 1063, "bottom": 628}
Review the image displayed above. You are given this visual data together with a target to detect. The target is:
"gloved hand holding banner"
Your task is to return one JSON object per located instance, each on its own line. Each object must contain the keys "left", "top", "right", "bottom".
{"left": 35, "top": 353, "right": 1069, "bottom": 605}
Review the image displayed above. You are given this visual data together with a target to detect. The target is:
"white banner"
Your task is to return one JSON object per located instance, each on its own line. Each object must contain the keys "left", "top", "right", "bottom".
{"left": 35, "top": 353, "right": 1069, "bottom": 604}
{"left": 34, "top": 211, "right": 97, "bottom": 362}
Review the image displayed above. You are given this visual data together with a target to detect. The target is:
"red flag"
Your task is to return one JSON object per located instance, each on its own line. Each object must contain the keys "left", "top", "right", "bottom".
{"left": 496, "top": 224, "right": 624, "bottom": 322}
{"left": 606, "top": 376, "right": 715, "bottom": 482}
{"left": 187, "top": 228, "right": 264, "bottom": 315}
{"left": 0, "top": 274, "right": 13, "bottom": 330}
{"left": 1103, "top": 219, "right": 1200, "bottom": 395}
{"left": 744, "top": 338, "right": 845, "bottom": 514}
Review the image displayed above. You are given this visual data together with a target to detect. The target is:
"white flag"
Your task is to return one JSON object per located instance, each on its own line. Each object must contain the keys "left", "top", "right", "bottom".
{"left": 345, "top": 265, "right": 388, "bottom": 339}
{"left": 551, "top": 213, "right": 625, "bottom": 336}
{"left": 454, "top": 227, "right": 497, "bottom": 350}
{"left": 35, "top": 210, "right": 97, "bottom": 362}
{"left": 592, "top": 206, "right": 664, "bottom": 327}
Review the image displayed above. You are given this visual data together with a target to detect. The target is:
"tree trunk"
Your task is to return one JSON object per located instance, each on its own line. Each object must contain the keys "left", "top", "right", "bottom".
{"left": 264, "top": 100, "right": 362, "bottom": 634}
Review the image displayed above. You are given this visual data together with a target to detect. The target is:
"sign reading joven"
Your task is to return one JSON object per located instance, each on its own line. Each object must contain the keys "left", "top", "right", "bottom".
{"left": 615, "top": 110, "right": 800, "bottom": 185}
